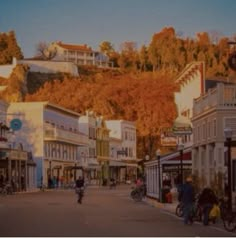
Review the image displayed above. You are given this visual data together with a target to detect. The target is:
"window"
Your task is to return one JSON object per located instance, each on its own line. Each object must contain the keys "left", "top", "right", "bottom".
{"left": 203, "top": 123, "right": 206, "bottom": 140}
{"left": 213, "top": 119, "right": 216, "bottom": 137}
{"left": 208, "top": 121, "right": 211, "bottom": 138}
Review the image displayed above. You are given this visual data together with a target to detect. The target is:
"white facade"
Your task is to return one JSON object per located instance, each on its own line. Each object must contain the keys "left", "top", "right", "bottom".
{"left": 106, "top": 120, "right": 137, "bottom": 161}
{"left": 192, "top": 83, "right": 236, "bottom": 206}
{"left": 146, "top": 62, "right": 205, "bottom": 200}
{"left": 78, "top": 111, "right": 99, "bottom": 185}
{"left": 106, "top": 120, "right": 137, "bottom": 182}
{"left": 18, "top": 59, "right": 79, "bottom": 76}
{"left": 50, "top": 41, "right": 110, "bottom": 67}
{"left": 174, "top": 61, "right": 205, "bottom": 146}
{"left": 7, "top": 101, "right": 88, "bottom": 187}
{"left": 0, "top": 58, "right": 79, "bottom": 79}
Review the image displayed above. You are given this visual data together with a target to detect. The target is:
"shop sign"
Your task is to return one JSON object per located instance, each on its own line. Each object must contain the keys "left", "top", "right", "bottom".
{"left": 172, "top": 126, "right": 192, "bottom": 135}
{"left": 161, "top": 128, "right": 177, "bottom": 147}
{"left": 10, "top": 150, "right": 27, "bottom": 160}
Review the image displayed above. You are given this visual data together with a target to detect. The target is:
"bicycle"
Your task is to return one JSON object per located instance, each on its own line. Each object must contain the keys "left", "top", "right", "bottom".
{"left": 219, "top": 198, "right": 236, "bottom": 232}
{"left": 0, "top": 183, "right": 14, "bottom": 196}
{"left": 175, "top": 194, "right": 202, "bottom": 222}
{"left": 130, "top": 185, "right": 146, "bottom": 202}
{"left": 222, "top": 211, "right": 236, "bottom": 232}
{"left": 75, "top": 187, "right": 84, "bottom": 204}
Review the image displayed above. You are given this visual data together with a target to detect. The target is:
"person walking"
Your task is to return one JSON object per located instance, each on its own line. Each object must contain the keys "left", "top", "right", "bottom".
{"left": 181, "top": 176, "right": 195, "bottom": 225}
{"left": 198, "top": 187, "right": 218, "bottom": 226}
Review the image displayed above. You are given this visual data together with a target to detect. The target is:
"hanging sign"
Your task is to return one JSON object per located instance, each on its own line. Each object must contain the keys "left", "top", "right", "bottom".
{"left": 10, "top": 118, "right": 22, "bottom": 131}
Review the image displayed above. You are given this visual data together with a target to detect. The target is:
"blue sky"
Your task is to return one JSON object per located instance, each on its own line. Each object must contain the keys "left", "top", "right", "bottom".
{"left": 1, "top": 0, "right": 236, "bottom": 57}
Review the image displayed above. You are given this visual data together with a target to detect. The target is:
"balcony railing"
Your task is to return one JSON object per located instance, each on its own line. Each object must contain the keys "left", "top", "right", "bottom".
{"left": 193, "top": 83, "right": 236, "bottom": 116}
{"left": 44, "top": 124, "right": 88, "bottom": 146}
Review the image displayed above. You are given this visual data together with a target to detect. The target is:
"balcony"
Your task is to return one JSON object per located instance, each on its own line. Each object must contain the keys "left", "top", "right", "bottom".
{"left": 193, "top": 83, "right": 236, "bottom": 116}
{"left": 44, "top": 124, "right": 88, "bottom": 146}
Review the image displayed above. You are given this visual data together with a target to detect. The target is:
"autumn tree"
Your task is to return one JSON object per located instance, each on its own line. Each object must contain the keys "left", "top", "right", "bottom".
{"left": 118, "top": 41, "right": 139, "bottom": 71}
{"left": 25, "top": 70, "right": 177, "bottom": 159}
{"left": 139, "top": 45, "right": 149, "bottom": 71}
{"left": 0, "top": 31, "right": 23, "bottom": 65}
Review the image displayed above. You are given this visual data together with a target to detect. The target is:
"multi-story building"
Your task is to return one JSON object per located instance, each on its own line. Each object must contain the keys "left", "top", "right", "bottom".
{"left": 145, "top": 61, "right": 205, "bottom": 200}
{"left": 78, "top": 111, "right": 99, "bottom": 185}
{"left": 106, "top": 120, "right": 137, "bottom": 183}
{"left": 96, "top": 117, "right": 110, "bottom": 185}
{"left": 192, "top": 82, "right": 236, "bottom": 206}
{"left": 0, "top": 100, "right": 36, "bottom": 191}
{"left": 7, "top": 102, "right": 88, "bottom": 187}
{"left": 50, "top": 41, "right": 110, "bottom": 67}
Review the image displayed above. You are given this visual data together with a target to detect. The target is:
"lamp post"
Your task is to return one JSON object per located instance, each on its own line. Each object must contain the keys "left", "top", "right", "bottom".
{"left": 143, "top": 154, "right": 150, "bottom": 179}
{"left": 178, "top": 143, "right": 184, "bottom": 185}
{"left": 224, "top": 127, "right": 233, "bottom": 211}
{"left": 156, "top": 149, "right": 161, "bottom": 202}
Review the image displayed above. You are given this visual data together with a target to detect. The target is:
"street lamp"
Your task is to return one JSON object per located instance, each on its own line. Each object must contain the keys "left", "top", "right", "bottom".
{"left": 156, "top": 149, "right": 161, "bottom": 202}
{"left": 224, "top": 127, "right": 233, "bottom": 211}
{"left": 178, "top": 143, "right": 184, "bottom": 185}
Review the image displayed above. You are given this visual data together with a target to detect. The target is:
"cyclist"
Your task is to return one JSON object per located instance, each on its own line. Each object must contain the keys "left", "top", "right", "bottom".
{"left": 75, "top": 176, "right": 85, "bottom": 204}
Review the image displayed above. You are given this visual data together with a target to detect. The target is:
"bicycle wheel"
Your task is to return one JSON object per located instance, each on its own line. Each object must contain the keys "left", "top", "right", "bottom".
{"left": 223, "top": 211, "right": 236, "bottom": 232}
{"left": 176, "top": 203, "right": 184, "bottom": 217}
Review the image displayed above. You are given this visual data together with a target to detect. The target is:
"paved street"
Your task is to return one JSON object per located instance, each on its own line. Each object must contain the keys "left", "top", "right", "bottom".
{"left": 0, "top": 185, "right": 234, "bottom": 237}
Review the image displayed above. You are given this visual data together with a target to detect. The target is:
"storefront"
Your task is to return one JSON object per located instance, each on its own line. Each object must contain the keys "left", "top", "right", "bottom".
{"left": 0, "top": 148, "right": 36, "bottom": 191}
{"left": 145, "top": 147, "right": 192, "bottom": 202}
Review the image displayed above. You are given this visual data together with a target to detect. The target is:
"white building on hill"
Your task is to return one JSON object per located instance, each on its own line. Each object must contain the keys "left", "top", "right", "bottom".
{"left": 50, "top": 41, "right": 110, "bottom": 67}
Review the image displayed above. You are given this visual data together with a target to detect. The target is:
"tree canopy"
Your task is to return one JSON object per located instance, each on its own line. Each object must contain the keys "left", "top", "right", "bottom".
{"left": 25, "top": 72, "right": 177, "bottom": 158}
{"left": 0, "top": 31, "right": 23, "bottom": 64}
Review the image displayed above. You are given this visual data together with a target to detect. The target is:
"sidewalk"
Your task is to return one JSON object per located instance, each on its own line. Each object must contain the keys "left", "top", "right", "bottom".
{"left": 144, "top": 196, "right": 228, "bottom": 232}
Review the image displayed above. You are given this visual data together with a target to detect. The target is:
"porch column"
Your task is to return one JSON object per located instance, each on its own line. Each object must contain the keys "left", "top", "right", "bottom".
{"left": 25, "top": 161, "right": 28, "bottom": 190}
{"left": 8, "top": 158, "right": 12, "bottom": 183}
{"left": 19, "top": 160, "right": 22, "bottom": 190}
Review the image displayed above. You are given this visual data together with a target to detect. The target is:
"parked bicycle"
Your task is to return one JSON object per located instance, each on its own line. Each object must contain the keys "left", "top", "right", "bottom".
{"left": 0, "top": 182, "right": 14, "bottom": 196}
{"left": 130, "top": 184, "right": 146, "bottom": 202}
{"left": 218, "top": 198, "right": 236, "bottom": 232}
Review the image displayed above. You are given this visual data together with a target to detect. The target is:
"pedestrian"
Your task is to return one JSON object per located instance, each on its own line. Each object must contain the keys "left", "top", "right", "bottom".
{"left": 198, "top": 187, "right": 218, "bottom": 226}
{"left": 181, "top": 176, "right": 195, "bottom": 225}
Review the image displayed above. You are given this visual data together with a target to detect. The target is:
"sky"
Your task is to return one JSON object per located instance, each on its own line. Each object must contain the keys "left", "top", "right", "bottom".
{"left": 1, "top": 0, "right": 236, "bottom": 57}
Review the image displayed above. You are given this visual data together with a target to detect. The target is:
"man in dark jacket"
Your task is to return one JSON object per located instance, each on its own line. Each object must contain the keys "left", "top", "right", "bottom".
{"left": 198, "top": 187, "right": 218, "bottom": 225}
{"left": 181, "top": 176, "right": 195, "bottom": 225}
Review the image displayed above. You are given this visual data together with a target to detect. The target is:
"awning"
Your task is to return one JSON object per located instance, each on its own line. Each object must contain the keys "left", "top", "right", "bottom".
{"left": 84, "top": 165, "right": 101, "bottom": 170}
{"left": 126, "top": 163, "right": 138, "bottom": 168}
{"left": 64, "top": 166, "right": 83, "bottom": 170}
{"left": 109, "top": 160, "right": 138, "bottom": 167}
{"left": 52, "top": 165, "right": 62, "bottom": 170}
{"left": 109, "top": 160, "right": 127, "bottom": 167}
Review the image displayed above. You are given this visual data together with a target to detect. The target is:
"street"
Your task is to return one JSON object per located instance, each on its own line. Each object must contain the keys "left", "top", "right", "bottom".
{"left": 0, "top": 185, "right": 234, "bottom": 237}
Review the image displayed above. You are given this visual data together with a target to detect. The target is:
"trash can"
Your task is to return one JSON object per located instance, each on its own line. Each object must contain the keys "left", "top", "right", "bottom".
{"left": 161, "top": 188, "right": 170, "bottom": 203}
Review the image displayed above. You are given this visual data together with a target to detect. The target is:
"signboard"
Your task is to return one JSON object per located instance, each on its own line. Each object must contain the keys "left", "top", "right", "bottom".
{"left": 10, "top": 118, "right": 22, "bottom": 131}
{"left": 161, "top": 128, "right": 177, "bottom": 147}
{"left": 172, "top": 126, "right": 192, "bottom": 135}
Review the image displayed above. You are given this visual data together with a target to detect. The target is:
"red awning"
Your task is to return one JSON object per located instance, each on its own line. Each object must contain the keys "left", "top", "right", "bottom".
{"left": 169, "top": 151, "right": 191, "bottom": 161}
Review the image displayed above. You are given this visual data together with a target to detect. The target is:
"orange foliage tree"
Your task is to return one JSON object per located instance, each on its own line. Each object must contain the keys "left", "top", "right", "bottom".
{"left": 25, "top": 72, "right": 177, "bottom": 159}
